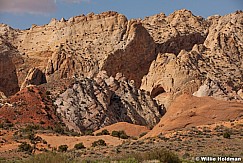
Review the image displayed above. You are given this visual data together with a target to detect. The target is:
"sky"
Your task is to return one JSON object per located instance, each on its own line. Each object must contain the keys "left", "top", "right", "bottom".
{"left": 0, "top": 0, "right": 242, "bottom": 30}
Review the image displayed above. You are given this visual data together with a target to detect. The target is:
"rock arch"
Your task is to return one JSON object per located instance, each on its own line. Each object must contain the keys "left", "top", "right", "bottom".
{"left": 151, "top": 86, "right": 166, "bottom": 98}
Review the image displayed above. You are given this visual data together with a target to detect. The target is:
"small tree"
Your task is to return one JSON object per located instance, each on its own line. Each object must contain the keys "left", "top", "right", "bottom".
{"left": 96, "top": 129, "right": 110, "bottom": 136}
{"left": 111, "top": 130, "right": 129, "bottom": 139}
{"left": 223, "top": 131, "right": 231, "bottom": 139}
{"left": 18, "top": 142, "right": 33, "bottom": 154}
{"left": 46, "top": 91, "right": 51, "bottom": 95}
{"left": 111, "top": 130, "right": 119, "bottom": 137}
{"left": 119, "top": 131, "right": 129, "bottom": 139}
{"left": 91, "top": 139, "right": 106, "bottom": 147}
{"left": 139, "top": 132, "right": 147, "bottom": 138}
{"left": 84, "top": 130, "right": 94, "bottom": 136}
{"left": 58, "top": 145, "right": 68, "bottom": 152}
{"left": 54, "top": 125, "right": 65, "bottom": 135}
{"left": 74, "top": 142, "right": 86, "bottom": 149}
{"left": 28, "top": 133, "right": 35, "bottom": 141}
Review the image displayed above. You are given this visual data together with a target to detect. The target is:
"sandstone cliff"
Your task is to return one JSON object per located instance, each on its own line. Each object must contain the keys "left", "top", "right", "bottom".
{"left": 0, "top": 11, "right": 157, "bottom": 94}
{"left": 0, "top": 9, "right": 243, "bottom": 133}
{"left": 141, "top": 10, "right": 243, "bottom": 107}
{"left": 55, "top": 71, "right": 164, "bottom": 132}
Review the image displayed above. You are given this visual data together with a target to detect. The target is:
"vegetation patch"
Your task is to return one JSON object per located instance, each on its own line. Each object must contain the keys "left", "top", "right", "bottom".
{"left": 58, "top": 145, "right": 68, "bottom": 152}
{"left": 74, "top": 142, "right": 86, "bottom": 150}
{"left": 91, "top": 139, "right": 107, "bottom": 147}
{"left": 111, "top": 130, "right": 129, "bottom": 139}
{"left": 96, "top": 129, "right": 110, "bottom": 136}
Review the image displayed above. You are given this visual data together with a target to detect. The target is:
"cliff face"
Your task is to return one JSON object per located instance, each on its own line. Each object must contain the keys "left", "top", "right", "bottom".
{"left": 0, "top": 11, "right": 157, "bottom": 94}
{"left": 102, "top": 21, "right": 157, "bottom": 88}
{"left": 55, "top": 71, "right": 163, "bottom": 132}
{"left": 0, "top": 10, "right": 243, "bottom": 131}
{"left": 0, "top": 33, "right": 20, "bottom": 96}
{"left": 140, "top": 10, "right": 243, "bottom": 107}
{"left": 142, "top": 9, "right": 208, "bottom": 55}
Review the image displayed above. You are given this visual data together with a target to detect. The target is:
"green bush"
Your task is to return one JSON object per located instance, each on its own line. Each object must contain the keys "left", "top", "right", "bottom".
{"left": 46, "top": 91, "right": 51, "bottom": 95}
{"left": 1, "top": 120, "right": 14, "bottom": 129}
{"left": 54, "top": 125, "right": 65, "bottom": 135}
{"left": 139, "top": 132, "right": 147, "bottom": 138}
{"left": 84, "top": 130, "right": 94, "bottom": 136}
{"left": 58, "top": 145, "right": 68, "bottom": 152}
{"left": 223, "top": 131, "right": 231, "bottom": 139}
{"left": 0, "top": 122, "right": 13, "bottom": 129}
{"left": 28, "top": 133, "right": 35, "bottom": 141}
{"left": 111, "top": 130, "right": 129, "bottom": 139}
{"left": 111, "top": 130, "right": 119, "bottom": 137}
{"left": 27, "top": 87, "right": 34, "bottom": 92}
{"left": 22, "top": 152, "right": 77, "bottom": 163}
{"left": 96, "top": 129, "right": 110, "bottom": 136}
{"left": 91, "top": 139, "right": 106, "bottom": 147}
{"left": 40, "top": 121, "right": 46, "bottom": 125}
{"left": 69, "top": 131, "right": 81, "bottom": 137}
{"left": 18, "top": 142, "right": 33, "bottom": 154}
{"left": 134, "top": 148, "right": 181, "bottom": 163}
{"left": 42, "top": 139, "right": 48, "bottom": 144}
{"left": 21, "top": 124, "right": 40, "bottom": 132}
{"left": 119, "top": 131, "right": 129, "bottom": 139}
{"left": 74, "top": 142, "right": 86, "bottom": 149}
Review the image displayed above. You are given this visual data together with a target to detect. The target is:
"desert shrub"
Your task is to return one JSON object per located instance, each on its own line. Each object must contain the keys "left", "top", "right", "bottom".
{"left": 134, "top": 148, "right": 181, "bottom": 163}
{"left": 58, "top": 145, "right": 68, "bottom": 152}
{"left": 6, "top": 123, "right": 14, "bottom": 128}
{"left": 54, "top": 125, "right": 65, "bottom": 134}
{"left": 69, "top": 131, "right": 81, "bottom": 137}
{"left": 96, "top": 129, "right": 110, "bottom": 136}
{"left": 111, "top": 130, "right": 129, "bottom": 139}
{"left": 111, "top": 130, "right": 119, "bottom": 137}
{"left": 74, "top": 142, "right": 86, "bottom": 149}
{"left": 115, "top": 157, "right": 138, "bottom": 163}
{"left": 22, "top": 124, "right": 40, "bottom": 132}
{"left": 130, "top": 136, "right": 138, "bottom": 140}
{"left": 2, "top": 120, "right": 14, "bottom": 128}
{"left": 18, "top": 142, "right": 33, "bottom": 154}
{"left": 223, "top": 131, "right": 231, "bottom": 139}
{"left": 119, "top": 131, "right": 129, "bottom": 139}
{"left": 0, "top": 122, "right": 13, "bottom": 129}
{"left": 114, "top": 148, "right": 181, "bottom": 162}
{"left": 84, "top": 129, "right": 94, "bottom": 136}
{"left": 42, "top": 139, "right": 48, "bottom": 144}
{"left": 40, "top": 121, "right": 45, "bottom": 125}
{"left": 28, "top": 133, "right": 35, "bottom": 140}
{"left": 91, "top": 139, "right": 106, "bottom": 147}
{"left": 46, "top": 91, "right": 51, "bottom": 95}
{"left": 182, "top": 152, "right": 190, "bottom": 159}
{"left": 22, "top": 152, "right": 77, "bottom": 163}
{"left": 27, "top": 87, "right": 34, "bottom": 92}
{"left": 139, "top": 132, "right": 147, "bottom": 138}
{"left": 34, "top": 136, "right": 43, "bottom": 142}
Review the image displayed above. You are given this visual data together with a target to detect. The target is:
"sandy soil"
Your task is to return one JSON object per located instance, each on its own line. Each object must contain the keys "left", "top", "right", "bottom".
{"left": 145, "top": 94, "right": 243, "bottom": 138}
{"left": 37, "top": 134, "right": 123, "bottom": 149}
{"left": 94, "top": 122, "right": 150, "bottom": 137}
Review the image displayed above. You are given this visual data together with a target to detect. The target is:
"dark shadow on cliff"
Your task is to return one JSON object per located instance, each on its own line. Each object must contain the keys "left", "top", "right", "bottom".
{"left": 156, "top": 33, "right": 206, "bottom": 55}
{"left": 102, "top": 31, "right": 206, "bottom": 89}
{"left": 0, "top": 52, "right": 20, "bottom": 96}
{"left": 104, "top": 92, "right": 163, "bottom": 128}
{"left": 102, "top": 23, "right": 157, "bottom": 88}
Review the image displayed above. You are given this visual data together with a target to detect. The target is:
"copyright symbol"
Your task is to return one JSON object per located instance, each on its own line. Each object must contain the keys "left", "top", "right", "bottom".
{"left": 195, "top": 157, "right": 200, "bottom": 161}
